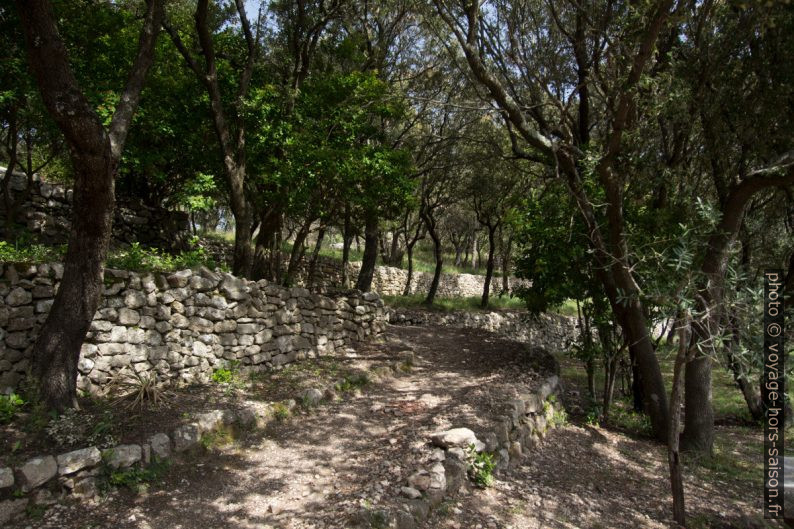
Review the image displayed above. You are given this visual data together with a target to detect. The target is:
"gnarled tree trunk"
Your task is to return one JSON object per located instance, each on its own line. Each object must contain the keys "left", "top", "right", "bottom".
{"left": 355, "top": 210, "right": 379, "bottom": 292}
{"left": 16, "top": 0, "right": 163, "bottom": 410}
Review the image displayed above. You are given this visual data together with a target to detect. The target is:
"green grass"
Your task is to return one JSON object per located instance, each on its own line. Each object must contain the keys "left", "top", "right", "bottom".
{"left": 382, "top": 293, "right": 527, "bottom": 312}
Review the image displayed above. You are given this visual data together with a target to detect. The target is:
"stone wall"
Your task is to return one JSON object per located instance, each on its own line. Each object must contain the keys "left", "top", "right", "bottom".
{"left": 0, "top": 262, "right": 386, "bottom": 393}
{"left": 388, "top": 308, "right": 579, "bottom": 353}
{"left": 0, "top": 170, "right": 191, "bottom": 251}
{"left": 250, "top": 255, "right": 531, "bottom": 299}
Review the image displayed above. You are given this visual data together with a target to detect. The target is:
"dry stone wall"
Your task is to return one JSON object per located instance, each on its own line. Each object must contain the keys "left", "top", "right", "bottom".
{"left": 250, "top": 255, "right": 532, "bottom": 299}
{"left": 388, "top": 308, "right": 579, "bottom": 353}
{"left": 0, "top": 170, "right": 191, "bottom": 251}
{"left": 0, "top": 262, "right": 386, "bottom": 393}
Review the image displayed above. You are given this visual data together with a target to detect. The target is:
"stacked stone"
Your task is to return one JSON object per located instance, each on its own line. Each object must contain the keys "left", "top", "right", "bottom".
{"left": 387, "top": 307, "right": 580, "bottom": 353}
{"left": 0, "top": 171, "right": 190, "bottom": 251}
{"left": 0, "top": 263, "right": 386, "bottom": 394}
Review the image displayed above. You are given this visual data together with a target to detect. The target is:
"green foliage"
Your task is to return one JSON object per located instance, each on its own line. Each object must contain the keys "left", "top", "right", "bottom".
{"left": 104, "top": 458, "right": 171, "bottom": 494}
{"left": 0, "top": 393, "right": 26, "bottom": 423}
{"left": 105, "top": 241, "right": 218, "bottom": 272}
{"left": 200, "top": 425, "right": 235, "bottom": 451}
{"left": 211, "top": 360, "right": 242, "bottom": 387}
{"left": 0, "top": 240, "right": 65, "bottom": 264}
{"left": 271, "top": 402, "right": 292, "bottom": 421}
{"left": 211, "top": 368, "right": 234, "bottom": 384}
{"left": 333, "top": 373, "right": 369, "bottom": 393}
{"left": 465, "top": 445, "right": 496, "bottom": 488}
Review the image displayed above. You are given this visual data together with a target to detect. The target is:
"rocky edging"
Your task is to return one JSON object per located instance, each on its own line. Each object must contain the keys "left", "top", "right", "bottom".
{"left": 0, "top": 351, "right": 415, "bottom": 526}
{"left": 352, "top": 374, "right": 564, "bottom": 529}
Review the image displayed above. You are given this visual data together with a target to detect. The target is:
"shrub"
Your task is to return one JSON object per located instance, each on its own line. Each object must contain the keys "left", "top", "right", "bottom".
{"left": 105, "top": 240, "right": 218, "bottom": 272}
{"left": 466, "top": 445, "right": 496, "bottom": 488}
{"left": 0, "top": 240, "right": 65, "bottom": 263}
{"left": 211, "top": 368, "right": 234, "bottom": 384}
{"left": 272, "top": 402, "right": 291, "bottom": 421}
{"left": 0, "top": 393, "right": 26, "bottom": 423}
{"left": 102, "top": 458, "right": 171, "bottom": 494}
{"left": 109, "top": 372, "right": 169, "bottom": 410}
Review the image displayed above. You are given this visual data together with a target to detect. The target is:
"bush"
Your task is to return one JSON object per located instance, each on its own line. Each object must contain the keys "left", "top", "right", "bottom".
{"left": 102, "top": 458, "right": 171, "bottom": 494}
{"left": 0, "top": 240, "right": 65, "bottom": 263}
{"left": 105, "top": 240, "right": 219, "bottom": 272}
{"left": 109, "top": 372, "right": 169, "bottom": 410}
{"left": 0, "top": 393, "right": 26, "bottom": 423}
{"left": 466, "top": 445, "right": 496, "bottom": 488}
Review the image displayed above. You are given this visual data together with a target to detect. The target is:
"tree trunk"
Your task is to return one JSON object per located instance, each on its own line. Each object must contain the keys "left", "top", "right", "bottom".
{"left": 284, "top": 219, "right": 311, "bottom": 287}
{"left": 628, "top": 345, "right": 645, "bottom": 413}
{"left": 481, "top": 224, "right": 497, "bottom": 308}
{"left": 2, "top": 106, "right": 19, "bottom": 236}
{"left": 500, "top": 234, "right": 512, "bottom": 295}
{"left": 16, "top": 0, "right": 162, "bottom": 410}
{"left": 251, "top": 206, "right": 280, "bottom": 281}
{"left": 471, "top": 236, "right": 478, "bottom": 270}
{"left": 341, "top": 206, "right": 353, "bottom": 288}
{"left": 404, "top": 243, "right": 415, "bottom": 296}
{"left": 307, "top": 225, "right": 326, "bottom": 289}
{"left": 34, "top": 154, "right": 115, "bottom": 409}
{"left": 424, "top": 220, "right": 443, "bottom": 305}
{"left": 355, "top": 210, "right": 379, "bottom": 292}
{"left": 586, "top": 358, "right": 596, "bottom": 401}
{"left": 668, "top": 318, "right": 691, "bottom": 527}
{"left": 231, "top": 203, "right": 253, "bottom": 277}
{"left": 724, "top": 323, "right": 764, "bottom": 420}
{"left": 602, "top": 356, "right": 618, "bottom": 420}
{"left": 681, "top": 323, "right": 715, "bottom": 454}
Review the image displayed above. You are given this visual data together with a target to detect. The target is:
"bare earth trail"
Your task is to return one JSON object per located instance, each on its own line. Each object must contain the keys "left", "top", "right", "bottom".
{"left": 19, "top": 324, "right": 765, "bottom": 529}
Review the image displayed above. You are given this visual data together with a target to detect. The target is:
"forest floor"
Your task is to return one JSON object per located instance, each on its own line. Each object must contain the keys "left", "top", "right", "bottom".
{"left": 7, "top": 324, "right": 779, "bottom": 529}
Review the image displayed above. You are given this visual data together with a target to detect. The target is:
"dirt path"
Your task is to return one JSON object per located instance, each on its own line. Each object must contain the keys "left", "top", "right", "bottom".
{"left": 11, "top": 323, "right": 771, "bottom": 529}
{"left": 17, "top": 325, "right": 553, "bottom": 529}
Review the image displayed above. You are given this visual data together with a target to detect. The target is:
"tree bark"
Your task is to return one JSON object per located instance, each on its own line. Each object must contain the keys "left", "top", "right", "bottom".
{"left": 500, "top": 233, "right": 512, "bottom": 295}
{"left": 404, "top": 244, "right": 415, "bottom": 296}
{"left": 355, "top": 210, "right": 379, "bottom": 292}
{"left": 481, "top": 223, "right": 497, "bottom": 308}
{"left": 307, "top": 225, "right": 326, "bottom": 289}
{"left": 284, "top": 219, "right": 312, "bottom": 287}
{"left": 668, "top": 317, "right": 691, "bottom": 527}
{"left": 724, "top": 315, "right": 764, "bottom": 421}
{"left": 2, "top": 106, "right": 19, "bottom": 236}
{"left": 423, "top": 212, "right": 443, "bottom": 305}
{"left": 251, "top": 206, "right": 281, "bottom": 281}
{"left": 16, "top": 0, "right": 163, "bottom": 410}
{"left": 341, "top": 206, "right": 353, "bottom": 288}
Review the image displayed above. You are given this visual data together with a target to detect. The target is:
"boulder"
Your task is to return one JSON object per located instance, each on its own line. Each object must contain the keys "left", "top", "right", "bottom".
{"left": 17, "top": 455, "right": 57, "bottom": 491}
{"left": 103, "top": 444, "right": 142, "bottom": 468}
{"left": 430, "top": 427, "right": 485, "bottom": 452}
{"left": 56, "top": 447, "right": 101, "bottom": 475}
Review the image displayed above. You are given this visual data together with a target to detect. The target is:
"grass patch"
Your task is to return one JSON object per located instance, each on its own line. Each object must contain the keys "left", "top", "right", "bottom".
{"left": 271, "top": 402, "right": 292, "bottom": 421}
{"left": 382, "top": 293, "right": 526, "bottom": 312}
{"left": 100, "top": 458, "right": 171, "bottom": 494}
{"left": 686, "top": 428, "right": 763, "bottom": 488}
{"left": 200, "top": 425, "right": 235, "bottom": 451}
{"left": 334, "top": 373, "right": 369, "bottom": 393}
